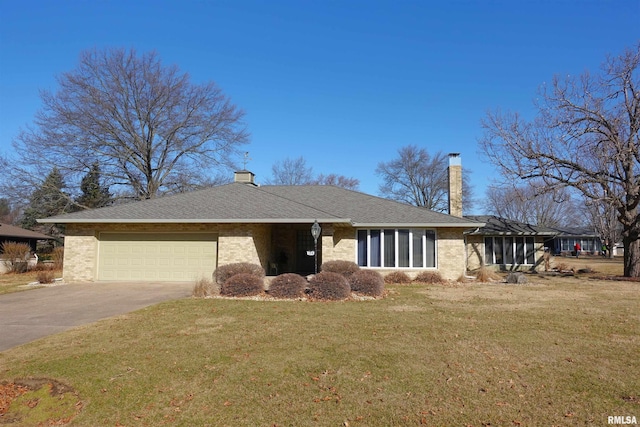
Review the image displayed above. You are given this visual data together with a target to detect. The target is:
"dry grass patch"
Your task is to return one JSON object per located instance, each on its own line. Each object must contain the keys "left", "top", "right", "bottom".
{"left": 0, "top": 271, "right": 48, "bottom": 295}
{"left": 0, "top": 271, "right": 637, "bottom": 426}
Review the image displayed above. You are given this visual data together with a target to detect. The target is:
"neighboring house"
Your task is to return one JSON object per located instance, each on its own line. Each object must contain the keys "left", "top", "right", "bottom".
{"left": 0, "top": 223, "right": 55, "bottom": 274}
{"left": 39, "top": 161, "right": 484, "bottom": 283}
{"left": 545, "top": 227, "right": 603, "bottom": 256}
{"left": 464, "top": 215, "right": 557, "bottom": 271}
{"left": 0, "top": 222, "right": 54, "bottom": 252}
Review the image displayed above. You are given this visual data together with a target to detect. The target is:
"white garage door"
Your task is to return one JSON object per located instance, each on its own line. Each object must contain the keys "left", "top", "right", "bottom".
{"left": 98, "top": 233, "right": 218, "bottom": 282}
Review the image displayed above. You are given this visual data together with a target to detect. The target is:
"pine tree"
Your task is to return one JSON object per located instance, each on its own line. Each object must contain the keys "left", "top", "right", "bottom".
{"left": 21, "top": 168, "right": 70, "bottom": 236}
{"left": 75, "top": 162, "right": 112, "bottom": 209}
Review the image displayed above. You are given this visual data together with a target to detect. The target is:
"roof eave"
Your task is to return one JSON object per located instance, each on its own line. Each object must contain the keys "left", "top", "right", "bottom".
{"left": 465, "top": 231, "right": 558, "bottom": 236}
{"left": 37, "top": 218, "right": 352, "bottom": 224}
{"left": 354, "top": 222, "right": 485, "bottom": 228}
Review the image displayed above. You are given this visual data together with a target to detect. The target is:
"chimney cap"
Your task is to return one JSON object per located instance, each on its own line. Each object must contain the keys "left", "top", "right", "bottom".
{"left": 448, "top": 153, "right": 461, "bottom": 166}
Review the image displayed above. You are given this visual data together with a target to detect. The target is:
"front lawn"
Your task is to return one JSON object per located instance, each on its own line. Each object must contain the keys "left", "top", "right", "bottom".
{"left": 0, "top": 271, "right": 43, "bottom": 295}
{"left": 0, "top": 270, "right": 638, "bottom": 426}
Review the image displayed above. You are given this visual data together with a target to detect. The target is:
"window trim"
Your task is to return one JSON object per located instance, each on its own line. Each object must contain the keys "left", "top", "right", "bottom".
{"left": 484, "top": 236, "right": 536, "bottom": 266}
{"left": 356, "top": 228, "right": 437, "bottom": 269}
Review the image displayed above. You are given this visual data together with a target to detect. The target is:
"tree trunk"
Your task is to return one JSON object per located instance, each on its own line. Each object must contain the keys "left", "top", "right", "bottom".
{"left": 623, "top": 236, "right": 640, "bottom": 277}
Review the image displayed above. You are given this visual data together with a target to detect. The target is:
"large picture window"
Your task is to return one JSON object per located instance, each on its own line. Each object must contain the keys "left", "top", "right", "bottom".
{"left": 484, "top": 236, "right": 536, "bottom": 265}
{"left": 357, "top": 229, "right": 436, "bottom": 268}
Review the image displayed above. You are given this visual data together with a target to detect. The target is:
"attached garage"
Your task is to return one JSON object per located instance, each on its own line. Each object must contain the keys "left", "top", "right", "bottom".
{"left": 98, "top": 232, "right": 218, "bottom": 282}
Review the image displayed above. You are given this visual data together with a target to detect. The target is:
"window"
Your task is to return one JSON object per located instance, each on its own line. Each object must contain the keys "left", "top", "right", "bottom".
{"left": 484, "top": 236, "right": 536, "bottom": 265}
{"left": 398, "top": 229, "right": 410, "bottom": 267}
{"left": 370, "top": 230, "right": 381, "bottom": 267}
{"left": 357, "top": 229, "right": 436, "bottom": 268}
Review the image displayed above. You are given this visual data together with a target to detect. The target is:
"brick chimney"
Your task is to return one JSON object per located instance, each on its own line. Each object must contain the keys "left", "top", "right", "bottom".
{"left": 234, "top": 170, "right": 256, "bottom": 185}
{"left": 448, "top": 153, "right": 462, "bottom": 217}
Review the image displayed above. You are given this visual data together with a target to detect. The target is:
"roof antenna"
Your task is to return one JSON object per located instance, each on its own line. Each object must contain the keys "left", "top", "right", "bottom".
{"left": 242, "top": 152, "right": 252, "bottom": 170}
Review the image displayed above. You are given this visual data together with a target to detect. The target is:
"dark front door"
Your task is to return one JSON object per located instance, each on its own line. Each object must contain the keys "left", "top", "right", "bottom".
{"left": 296, "top": 229, "right": 321, "bottom": 274}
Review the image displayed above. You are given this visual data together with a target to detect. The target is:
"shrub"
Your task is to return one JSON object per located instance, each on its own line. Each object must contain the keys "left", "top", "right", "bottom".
{"left": 308, "top": 271, "right": 350, "bottom": 301}
{"left": 192, "top": 278, "right": 220, "bottom": 298}
{"left": 214, "top": 262, "right": 265, "bottom": 285}
{"left": 36, "top": 270, "right": 55, "bottom": 284}
{"left": 268, "top": 273, "right": 308, "bottom": 299}
{"left": 384, "top": 271, "right": 411, "bottom": 284}
{"left": 0, "top": 242, "right": 31, "bottom": 273}
{"left": 413, "top": 271, "right": 445, "bottom": 284}
{"left": 456, "top": 274, "right": 470, "bottom": 283}
{"left": 349, "top": 270, "right": 384, "bottom": 297}
{"left": 221, "top": 273, "right": 265, "bottom": 297}
{"left": 320, "top": 260, "right": 360, "bottom": 278}
{"left": 51, "top": 246, "right": 64, "bottom": 269}
{"left": 474, "top": 267, "right": 501, "bottom": 283}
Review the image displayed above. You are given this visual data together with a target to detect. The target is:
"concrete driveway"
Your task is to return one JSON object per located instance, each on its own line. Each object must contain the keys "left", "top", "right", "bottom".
{"left": 0, "top": 281, "right": 193, "bottom": 352}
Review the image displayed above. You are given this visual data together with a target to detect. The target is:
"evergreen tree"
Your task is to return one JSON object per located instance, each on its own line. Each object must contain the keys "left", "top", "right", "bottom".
{"left": 21, "top": 168, "right": 70, "bottom": 236}
{"left": 75, "top": 162, "right": 112, "bottom": 209}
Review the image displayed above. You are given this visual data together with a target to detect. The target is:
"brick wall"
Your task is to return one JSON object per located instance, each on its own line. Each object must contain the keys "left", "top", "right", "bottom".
{"left": 62, "top": 222, "right": 470, "bottom": 283}
{"left": 436, "top": 227, "right": 467, "bottom": 280}
{"left": 466, "top": 234, "right": 484, "bottom": 271}
{"left": 63, "top": 224, "right": 99, "bottom": 282}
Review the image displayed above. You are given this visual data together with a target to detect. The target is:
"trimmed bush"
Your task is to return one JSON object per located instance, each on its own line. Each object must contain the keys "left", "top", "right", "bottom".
{"left": 214, "top": 262, "right": 265, "bottom": 285}
{"left": 36, "top": 270, "right": 55, "bottom": 284}
{"left": 384, "top": 271, "right": 411, "bottom": 284}
{"left": 0, "top": 242, "right": 31, "bottom": 273}
{"left": 268, "top": 273, "right": 308, "bottom": 299}
{"left": 349, "top": 270, "right": 384, "bottom": 297}
{"left": 221, "top": 273, "right": 265, "bottom": 297}
{"left": 320, "top": 260, "right": 360, "bottom": 278}
{"left": 413, "top": 271, "right": 445, "bottom": 284}
{"left": 308, "top": 271, "right": 350, "bottom": 301}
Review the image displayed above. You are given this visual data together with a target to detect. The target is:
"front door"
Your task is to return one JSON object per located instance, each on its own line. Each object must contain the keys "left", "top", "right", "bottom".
{"left": 296, "top": 229, "right": 321, "bottom": 274}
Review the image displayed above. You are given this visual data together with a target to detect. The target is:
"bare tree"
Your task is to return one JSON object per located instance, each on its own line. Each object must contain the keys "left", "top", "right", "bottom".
{"left": 1, "top": 48, "right": 249, "bottom": 204}
{"left": 584, "top": 187, "right": 622, "bottom": 258}
{"left": 483, "top": 182, "right": 582, "bottom": 228}
{"left": 311, "top": 173, "right": 359, "bottom": 190}
{"left": 375, "top": 145, "right": 474, "bottom": 213}
{"left": 266, "top": 156, "right": 314, "bottom": 185}
{"left": 0, "top": 198, "right": 20, "bottom": 224}
{"left": 479, "top": 44, "right": 640, "bottom": 276}
{"left": 266, "top": 156, "right": 360, "bottom": 189}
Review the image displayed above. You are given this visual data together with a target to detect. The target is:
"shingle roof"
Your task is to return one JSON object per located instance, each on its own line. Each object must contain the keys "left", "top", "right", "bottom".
{"left": 39, "top": 183, "right": 482, "bottom": 228}
{"left": 548, "top": 226, "right": 599, "bottom": 237}
{"left": 0, "top": 223, "right": 54, "bottom": 240}
{"left": 464, "top": 215, "right": 558, "bottom": 236}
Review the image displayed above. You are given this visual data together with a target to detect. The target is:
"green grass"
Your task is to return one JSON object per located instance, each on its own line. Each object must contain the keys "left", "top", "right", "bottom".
{"left": 1, "top": 270, "right": 638, "bottom": 426}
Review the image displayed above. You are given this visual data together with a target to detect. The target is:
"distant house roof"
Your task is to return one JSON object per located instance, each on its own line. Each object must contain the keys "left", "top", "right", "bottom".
{"left": 464, "top": 215, "right": 558, "bottom": 236}
{"left": 39, "top": 183, "right": 483, "bottom": 228}
{"left": 0, "top": 223, "right": 54, "bottom": 240}
{"left": 548, "top": 226, "right": 599, "bottom": 237}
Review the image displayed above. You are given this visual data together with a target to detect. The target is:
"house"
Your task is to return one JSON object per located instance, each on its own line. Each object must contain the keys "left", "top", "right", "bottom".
{"left": 38, "top": 156, "right": 483, "bottom": 283}
{"left": 0, "top": 222, "right": 55, "bottom": 253}
{"left": 0, "top": 223, "right": 55, "bottom": 274}
{"left": 464, "top": 215, "right": 557, "bottom": 271}
{"left": 545, "top": 227, "right": 603, "bottom": 256}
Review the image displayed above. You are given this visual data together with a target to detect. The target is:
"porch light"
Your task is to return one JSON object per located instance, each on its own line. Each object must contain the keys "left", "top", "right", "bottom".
{"left": 311, "top": 220, "right": 321, "bottom": 274}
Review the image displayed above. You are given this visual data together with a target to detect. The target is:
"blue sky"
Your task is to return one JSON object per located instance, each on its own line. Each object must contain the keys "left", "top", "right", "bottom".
{"left": 1, "top": 0, "right": 638, "bottom": 213}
